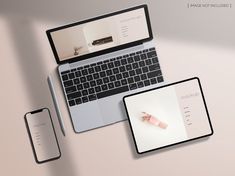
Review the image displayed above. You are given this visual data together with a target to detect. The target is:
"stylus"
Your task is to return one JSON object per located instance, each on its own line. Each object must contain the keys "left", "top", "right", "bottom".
{"left": 48, "top": 75, "right": 66, "bottom": 136}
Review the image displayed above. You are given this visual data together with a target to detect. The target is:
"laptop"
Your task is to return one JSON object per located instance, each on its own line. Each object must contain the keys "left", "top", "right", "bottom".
{"left": 46, "top": 4, "right": 165, "bottom": 133}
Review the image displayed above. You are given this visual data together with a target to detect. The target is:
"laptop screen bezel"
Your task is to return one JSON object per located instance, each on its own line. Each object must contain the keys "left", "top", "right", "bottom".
{"left": 46, "top": 4, "right": 153, "bottom": 64}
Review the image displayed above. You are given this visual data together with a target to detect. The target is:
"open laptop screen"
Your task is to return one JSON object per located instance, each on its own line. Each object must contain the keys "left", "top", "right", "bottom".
{"left": 46, "top": 5, "right": 152, "bottom": 64}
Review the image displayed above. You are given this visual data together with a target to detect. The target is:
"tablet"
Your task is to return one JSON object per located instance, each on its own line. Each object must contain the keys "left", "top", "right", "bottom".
{"left": 123, "top": 77, "right": 213, "bottom": 154}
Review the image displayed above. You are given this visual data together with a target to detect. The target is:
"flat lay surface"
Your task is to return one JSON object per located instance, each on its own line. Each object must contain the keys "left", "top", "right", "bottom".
{"left": 0, "top": 0, "right": 235, "bottom": 175}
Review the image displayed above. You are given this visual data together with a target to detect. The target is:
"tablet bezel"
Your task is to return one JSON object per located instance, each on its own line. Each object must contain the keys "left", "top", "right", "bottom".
{"left": 123, "top": 77, "right": 213, "bottom": 154}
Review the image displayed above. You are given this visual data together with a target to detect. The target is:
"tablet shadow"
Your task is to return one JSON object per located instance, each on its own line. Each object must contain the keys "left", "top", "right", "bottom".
{"left": 123, "top": 121, "right": 211, "bottom": 159}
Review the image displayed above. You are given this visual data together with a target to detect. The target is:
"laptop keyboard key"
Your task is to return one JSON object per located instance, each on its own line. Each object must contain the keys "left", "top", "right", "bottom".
{"left": 108, "top": 82, "right": 114, "bottom": 89}
{"left": 103, "top": 77, "right": 109, "bottom": 83}
{"left": 88, "top": 88, "right": 95, "bottom": 94}
{"left": 83, "top": 82, "right": 89, "bottom": 89}
{"left": 136, "top": 68, "right": 142, "bottom": 75}
{"left": 68, "top": 73, "right": 75, "bottom": 79}
{"left": 82, "top": 69, "right": 88, "bottom": 75}
{"left": 106, "top": 70, "right": 112, "bottom": 76}
{"left": 140, "top": 74, "right": 147, "bottom": 80}
{"left": 73, "top": 78, "right": 80, "bottom": 84}
{"left": 77, "top": 84, "right": 83, "bottom": 90}
{"left": 101, "top": 84, "right": 108, "bottom": 91}
{"left": 90, "top": 80, "right": 96, "bottom": 87}
{"left": 116, "top": 74, "right": 122, "bottom": 80}
{"left": 62, "top": 75, "right": 68, "bottom": 81}
{"left": 88, "top": 67, "right": 94, "bottom": 74}
{"left": 134, "top": 55, "right": 140, "bottom": 61}
{"left": 67, "top": 91, "right": 81, "bottom": 100}
{"left": 139, "top": 61, "right": 145, "bottom": 67}
{"left": 121, "top": 59, "right": 127, "bottom": 65}
{"left": 126, "top": 64, "right": 132, "bottom": 71}
{"left": 145, "top": 59, "right": 152, "bottom": 65}
{"left": 149, "top": 64, "right": 158, "bottom": 71}
{"left": 82, "top": 96, "right": 88, "bottom": 103}
{"left": 127, "top": 57, "right": 134, "bottom": 63}
{"left": 129, "top": 83, "right": 137, "bottom": 90}
{"left": 142, "top": 66, "right": 148, "bottom": 73}
{"left": 95, "top": 66, "right": 101, "bottom": 72}
{"left": 113, "top": 68, "right": 119, "bottom": 74}
{"left": 96, "top": 79, "right": 103, "bottom": 85}
{"left": 87, "top": 75, "right": 93, "bottom": 81}
{"left": 64, "top": 80, "right": 73, "bottom": 87}
{"left": 150, "top": 78, "right": 157, "bottom": 84}
{"left": 100, "top": 71, "right": 106, "bottom": 77}
{"left": 122, "top": 72, "right": 129, "bottom": 78}
{"left": 147, "top": 70, "right": 162, "bottom": 78}
{"left": 95, "top": 86, "right": 101, "bottom": 92}
{"left": 137, "top": 81, "right": 144, "bottom": 88}
{"left": 114, "top": 81, "right": 121, "bottom": 87}
{"left": 147, "top": 51, "right": 157, "bottom": 58}
{"left": 114, "top": 60, "right": 121, "bottom": 67}
{"left": 128, "top": 77, "right": 134, "bottom": 84}
{"left": 82, "top": 89, "right": 88, "bottom": 96}
{"left": 88, "top": 94, "right": 97, "bottom": 101}
{"left": 134, "top": 75, "right": 140, "bottom": 82}
{"left": 132, "top": 63, "right": 138, "bottom": 69}
{"left": 157, "top": 76, "right": 164, "bottom": 83}
{"left": 65, "top": 86, "right": 76, "bottom": 94}
{"left": 75, "top": 98, "right": 82, "bottom": 105}
{"left": 97, "top": 86, "right": 129, "bottom": 99}
{"left": 75, "top": 71, "right": 81, "bottom": 77}
{"left": 80, "top": 77, "right": 86, "bottom": 83}
{"left": 144, "top": 80, "right": 150, "bottom": 86}
{"left": 119, "top": 66, "right": 125, "bottom": 72}
{"left": 152, "top": 57, "right": 158, "bottom": 63}
{"left": 93, "top": 73, "right": 99, "bottom": 79}
{"left": 101, "top": 64, "right": 108, "bottom": 70}
{"left": 129, "top": 70, "right": 135, "bottom": 76}
{"left": 108, "top": 62, "right": 114, "bottom": 68}
{"left": 69, "top": 100, "right": 75, "bottom": 106}
{"left": 121, "top": 79, "right": 128, "bottom": 85}
{"left": 110, "top": 75, "right": 116, "bottom": 82}
{"left": 140, "top": 54, "right": 147, "bottom": 60}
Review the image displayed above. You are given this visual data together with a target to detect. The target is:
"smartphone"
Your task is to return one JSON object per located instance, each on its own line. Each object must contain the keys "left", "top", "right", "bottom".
{"left": 25, "top": 108, "right": 61, "bottom": 164}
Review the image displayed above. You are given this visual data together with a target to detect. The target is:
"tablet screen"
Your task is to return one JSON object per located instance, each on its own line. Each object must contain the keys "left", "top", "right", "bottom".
{"left": 123, "top": 78, "right": 213, "bottom": 154}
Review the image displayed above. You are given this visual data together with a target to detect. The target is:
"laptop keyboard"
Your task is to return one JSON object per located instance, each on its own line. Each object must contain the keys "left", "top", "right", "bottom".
{"left": 60, "top": 47, "right": 164, "bottom": 107}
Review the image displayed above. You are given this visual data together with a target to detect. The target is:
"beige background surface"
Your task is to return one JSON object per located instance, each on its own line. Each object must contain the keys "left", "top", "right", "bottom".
{"left": 0, "top": 0, "right": 235, "bottom": 175}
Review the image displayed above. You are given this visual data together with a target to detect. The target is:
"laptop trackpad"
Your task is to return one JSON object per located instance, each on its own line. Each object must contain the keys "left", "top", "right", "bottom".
{"left": 70, "top": 101, "right": 104, "bottom": 132}
{"left": 98, "top": 94, "right": 127, "bottom": 124}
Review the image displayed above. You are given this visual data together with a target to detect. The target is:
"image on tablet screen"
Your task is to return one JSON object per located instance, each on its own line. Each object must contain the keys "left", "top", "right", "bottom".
{"left": 124, "top": 79, "right": 212, "bottom": 153}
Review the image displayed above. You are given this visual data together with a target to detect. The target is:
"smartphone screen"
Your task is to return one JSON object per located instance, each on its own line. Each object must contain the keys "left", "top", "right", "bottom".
{"left": 25, "top": 108, "right": 61, "bottom": 163}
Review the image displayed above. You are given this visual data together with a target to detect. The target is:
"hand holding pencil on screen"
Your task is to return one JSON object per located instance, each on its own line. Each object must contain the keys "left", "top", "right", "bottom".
{"left": 142, "top": 112, "right": 168, "bottom": 129}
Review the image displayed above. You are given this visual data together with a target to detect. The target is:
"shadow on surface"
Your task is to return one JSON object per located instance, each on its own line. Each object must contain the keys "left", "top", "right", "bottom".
{"left": 0, "top": 0, "right": 233, "bottom": 174}
{"left": 123, "top": 121, "right": 211, "bottom": 159}
{"left": 6, "top": 13, "right": 79, "bottom": 176}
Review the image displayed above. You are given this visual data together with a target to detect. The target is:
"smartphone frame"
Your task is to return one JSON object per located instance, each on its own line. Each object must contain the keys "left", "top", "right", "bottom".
{"left": 24, "top": 108, "right": 61, "bottom": 164}
{"left": 123, "top": 77, "right": 214, "bottom": 154}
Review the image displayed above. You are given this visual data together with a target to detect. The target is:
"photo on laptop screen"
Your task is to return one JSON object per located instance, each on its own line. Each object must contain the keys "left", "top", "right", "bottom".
{"left": 48, "top": 7, "right": 150, "bottom": 62}
{"left": 123, "top": 77, "right": 213, "bottom": 154}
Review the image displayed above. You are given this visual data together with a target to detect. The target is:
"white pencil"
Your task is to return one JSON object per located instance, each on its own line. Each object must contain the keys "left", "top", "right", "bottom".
{"left": 48, "top": 75, "right": 66, "bottom": 136}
